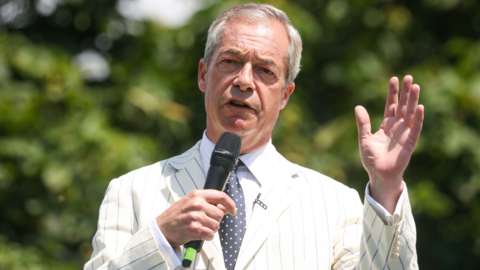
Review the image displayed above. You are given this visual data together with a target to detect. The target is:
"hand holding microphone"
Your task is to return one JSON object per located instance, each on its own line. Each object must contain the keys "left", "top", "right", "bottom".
{"left": 155, "top": 132, "right": 242, "bottom": 267}
{"left": 155, "top": 189, "right": 236, "bottom": 247}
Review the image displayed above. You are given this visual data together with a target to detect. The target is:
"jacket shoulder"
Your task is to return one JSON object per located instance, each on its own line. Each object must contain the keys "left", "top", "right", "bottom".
{"left": 111, "top": 140, "right": 202, "bottom": 185}
{"left": 276, "top": 152, "right": 359, "bottom": 197}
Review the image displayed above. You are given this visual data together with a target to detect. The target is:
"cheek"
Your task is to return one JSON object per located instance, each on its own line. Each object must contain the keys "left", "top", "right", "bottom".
{"left": 206, "top": 94, "right": 220, "bottom": 114}
{"left": 264, "top": 91, "right": 284, "bottom": 109}
{"left": 208, "top": 72, "right": 229, "bottom": 91}
{"left": 204, "top": 84, "right": 227, "bottom": 110}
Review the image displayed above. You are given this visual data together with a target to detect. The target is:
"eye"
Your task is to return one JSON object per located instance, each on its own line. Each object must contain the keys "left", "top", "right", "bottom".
{"left": 257, "top": 67, "right": 277, "bottom": 84}
{"left": 218, "top": 58, "right": 239, "bottom": 73}
{"left": 259, "top": 67, "right": 275, "bottom": 78}
{"left": 262, "top": 68, "right": 274, "bottom": 75}
{"left": 223, "top": 59, "right": 236, "bottom": 64}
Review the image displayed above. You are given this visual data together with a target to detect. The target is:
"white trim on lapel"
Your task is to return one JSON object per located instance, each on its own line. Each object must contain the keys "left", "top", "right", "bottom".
{"left": 162, "top": 141, "right": 225, "bottom": 270}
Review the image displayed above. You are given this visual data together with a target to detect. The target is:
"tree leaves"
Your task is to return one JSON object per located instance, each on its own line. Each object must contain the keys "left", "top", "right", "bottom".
{"left": 1, "top": 0, "right": 480, "bottom": 268}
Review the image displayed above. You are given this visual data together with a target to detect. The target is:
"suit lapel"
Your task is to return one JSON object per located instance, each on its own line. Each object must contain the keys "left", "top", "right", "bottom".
{"left": 163, "top": 142, "right": 225, "bottom": 270}
{"left": 165, "top": 145, "right": 205, "bottom": 201}
{"left": 235, "top": 163, "right": 307, "bottom": 270}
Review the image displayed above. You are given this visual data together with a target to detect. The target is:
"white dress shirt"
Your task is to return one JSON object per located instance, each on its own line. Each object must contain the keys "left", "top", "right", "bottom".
{"left": 150, "top": 131, "right": 407, "bottom": 269}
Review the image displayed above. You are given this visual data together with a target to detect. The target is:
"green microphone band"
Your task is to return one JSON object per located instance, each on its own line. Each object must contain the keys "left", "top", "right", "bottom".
{"left": 182, "top": 247, "right": 197, "bottom": 268}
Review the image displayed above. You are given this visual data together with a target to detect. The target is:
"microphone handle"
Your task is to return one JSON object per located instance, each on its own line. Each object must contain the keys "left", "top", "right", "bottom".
{"left": 182, "top": 166, "right": 232, "bottom": 268}
{"left": 204, "top": 166, "right": 231, "bottom": 190}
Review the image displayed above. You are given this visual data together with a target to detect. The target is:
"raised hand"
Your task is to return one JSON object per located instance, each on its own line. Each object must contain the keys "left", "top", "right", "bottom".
{"left": 354, "top": 75, "right": 424, "bottom": 214}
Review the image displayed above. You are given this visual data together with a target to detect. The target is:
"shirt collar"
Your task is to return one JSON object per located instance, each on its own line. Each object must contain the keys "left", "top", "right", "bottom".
{"left": 199, "top": 130, "right": 277, "bottom": 185}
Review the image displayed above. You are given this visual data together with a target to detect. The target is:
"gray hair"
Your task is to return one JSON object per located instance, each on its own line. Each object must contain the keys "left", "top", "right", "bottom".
{"left": 204, "top": 3, "right": 303, "bottom": 84}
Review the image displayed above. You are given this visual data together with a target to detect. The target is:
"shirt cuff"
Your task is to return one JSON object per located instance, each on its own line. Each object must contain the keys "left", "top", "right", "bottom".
{"left": 365, "top": 181, "right": 407, "bottom": 226}
{"left": 149, "top": 218, "right": 184, "bottom": 269}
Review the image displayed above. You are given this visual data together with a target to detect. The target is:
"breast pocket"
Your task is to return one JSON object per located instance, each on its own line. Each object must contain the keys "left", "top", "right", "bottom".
{"left": 269, "top": 234, "right": 325, "bottom": 270}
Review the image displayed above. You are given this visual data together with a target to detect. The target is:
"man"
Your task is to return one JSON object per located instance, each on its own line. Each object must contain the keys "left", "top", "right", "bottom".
{"left": 85, "top": 3, "right": 423, "bottom": 270}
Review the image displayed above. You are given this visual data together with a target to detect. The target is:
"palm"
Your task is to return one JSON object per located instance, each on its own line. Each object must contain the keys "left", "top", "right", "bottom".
{"left": 355, "top": 76, "right": 424, "bottom": 186}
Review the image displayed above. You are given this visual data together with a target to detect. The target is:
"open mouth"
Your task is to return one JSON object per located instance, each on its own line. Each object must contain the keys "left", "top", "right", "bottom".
{"left": 229, "top": 100, "right": 251, "bottom": 109}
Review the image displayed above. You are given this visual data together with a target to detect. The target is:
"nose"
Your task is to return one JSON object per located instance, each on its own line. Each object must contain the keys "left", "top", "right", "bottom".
{"left": 233, "top": 63, "right": 255, "bottom": 91}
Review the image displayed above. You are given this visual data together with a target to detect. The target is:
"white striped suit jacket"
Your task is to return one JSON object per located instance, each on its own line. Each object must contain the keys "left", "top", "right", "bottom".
{"left": 85, "top": 140, "right": 418, "bottom": 270}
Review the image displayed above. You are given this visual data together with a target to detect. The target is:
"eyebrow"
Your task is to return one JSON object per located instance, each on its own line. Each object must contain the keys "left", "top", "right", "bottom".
{"left": 218, "top": 48, "right": 277, "bottom": 66}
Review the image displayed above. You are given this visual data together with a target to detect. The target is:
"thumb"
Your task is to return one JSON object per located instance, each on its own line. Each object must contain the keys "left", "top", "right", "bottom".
{"left": 355, "top": 106, "right": 371, "bottom": 141}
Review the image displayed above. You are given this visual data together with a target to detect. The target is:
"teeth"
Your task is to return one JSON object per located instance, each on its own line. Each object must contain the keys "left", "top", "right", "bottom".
{"left": 231, "top": 100, "right": 248, "bottom": 107}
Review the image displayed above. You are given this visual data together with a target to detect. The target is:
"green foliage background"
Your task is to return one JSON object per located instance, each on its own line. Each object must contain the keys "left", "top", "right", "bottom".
{"left": 1, "top": 0, "right": 480, "bottom": 269}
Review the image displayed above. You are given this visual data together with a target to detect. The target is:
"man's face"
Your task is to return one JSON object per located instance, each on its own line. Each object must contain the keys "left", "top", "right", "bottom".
{"left": 198, "top": 18, "right": 295, "bottom": 151}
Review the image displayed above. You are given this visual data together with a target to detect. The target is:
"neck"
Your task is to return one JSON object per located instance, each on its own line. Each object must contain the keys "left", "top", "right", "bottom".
{"left": 205, "top": 128, "right": 270, "bottom": 155}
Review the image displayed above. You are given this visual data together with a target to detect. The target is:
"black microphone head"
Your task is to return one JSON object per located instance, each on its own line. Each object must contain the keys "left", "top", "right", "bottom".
{"left": 211, "top": 132, "right": 242, "bottom": 171}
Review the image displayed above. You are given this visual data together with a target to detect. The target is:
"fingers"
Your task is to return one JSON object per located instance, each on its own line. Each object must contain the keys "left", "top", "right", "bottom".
{"left": 396, "top": 75, "right": 413, "bottom": 119}
{"left": 355, "top": 105, "right": 371, "bottom": 140}
{"left": 202, "top": 190, "right": 236, "bottom": 216}
{"left": 408, "top": 105, "right": 424, "bottom": 148}
{"left": 182, "top": 209, "right": 221, "bottom": 240}
{"left": 384, "top": 77, "right": 399, "bottom": 118}
{"left": 157, "top": 189, "right": 235, "bottom": 246}
{"left": 217, "top": 204, "right": 228, "bottom": 215}
{"left": 183, "top": 190, "right": 234, "bottom": 240}
{"left": 404, "top": 84, "right": 420, "bottom": 127}
{"left": 197, "top": 200, "right": 229, "bottom": 221}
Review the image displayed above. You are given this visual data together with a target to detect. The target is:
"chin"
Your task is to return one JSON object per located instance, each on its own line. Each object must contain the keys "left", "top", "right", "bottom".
{"left": 222, "top": 119, "right": 256, "bottom": 135}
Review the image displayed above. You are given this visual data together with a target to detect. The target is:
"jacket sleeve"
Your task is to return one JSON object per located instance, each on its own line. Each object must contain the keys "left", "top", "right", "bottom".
{"left": 332, "top": 187, "right": 418, "bottom": 270}
{"left": 357, "top": 192, "right": 418, "bottom": 270}
{"left": 84, "top": 177, "right": 168, "bottom": 270}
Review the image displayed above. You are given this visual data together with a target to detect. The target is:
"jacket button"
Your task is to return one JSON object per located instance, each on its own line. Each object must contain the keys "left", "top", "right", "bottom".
{"left": 391, "top": 253, "right": 399, "bottom": 259}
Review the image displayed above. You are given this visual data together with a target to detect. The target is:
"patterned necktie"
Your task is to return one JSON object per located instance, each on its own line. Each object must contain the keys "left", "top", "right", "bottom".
{"left": 219, "top": 160, "right": 246, "bottom": 270}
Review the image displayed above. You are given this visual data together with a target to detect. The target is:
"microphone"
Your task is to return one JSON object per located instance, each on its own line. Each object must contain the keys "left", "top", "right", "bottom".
{"left": 182, "top": 131, "right": 242, "bottom": 268}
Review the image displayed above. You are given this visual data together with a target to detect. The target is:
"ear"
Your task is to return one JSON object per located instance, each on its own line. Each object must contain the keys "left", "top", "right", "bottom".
{"left": 280, "top": 82, "right": 295, "bottom": 110}
{"left": 198, "top": 58, "right": 208, "bottom": 93}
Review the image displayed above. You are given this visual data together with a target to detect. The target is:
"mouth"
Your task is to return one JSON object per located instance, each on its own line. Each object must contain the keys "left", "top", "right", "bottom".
{"left": 228, "top": 100, "right": 251, "bottom": 109}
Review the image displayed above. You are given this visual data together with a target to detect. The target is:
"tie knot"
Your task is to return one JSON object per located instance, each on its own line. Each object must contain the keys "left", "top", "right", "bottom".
{"left": 235, "top": 159, "right": 245, "bottom": 171}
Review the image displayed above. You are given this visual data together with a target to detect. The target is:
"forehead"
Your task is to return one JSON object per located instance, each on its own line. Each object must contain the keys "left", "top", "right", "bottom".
{"left": 217, "top": 18, "right": 289, "bottom": 64}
